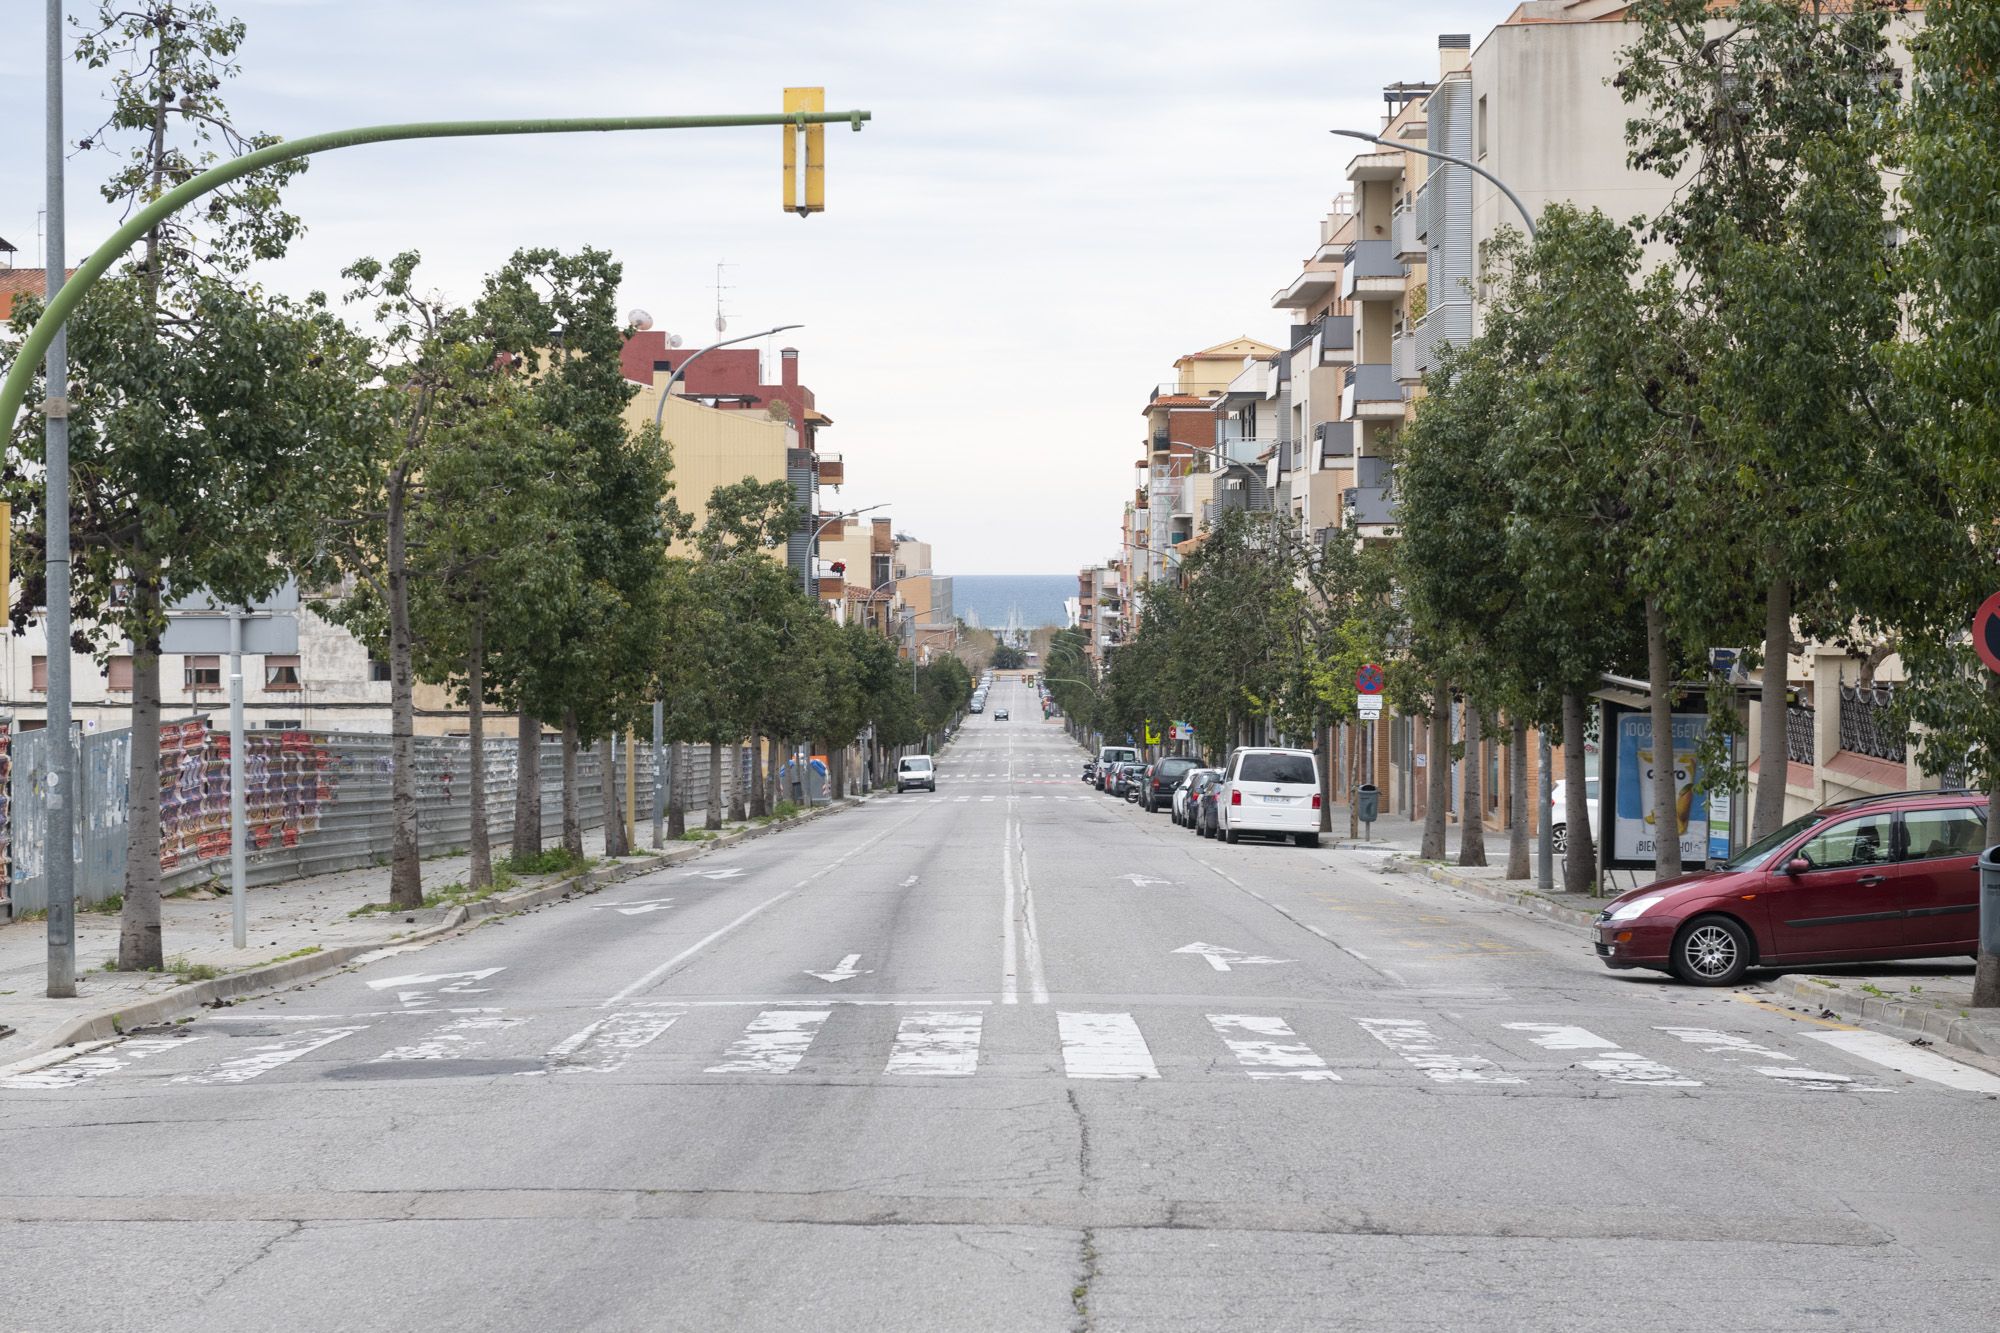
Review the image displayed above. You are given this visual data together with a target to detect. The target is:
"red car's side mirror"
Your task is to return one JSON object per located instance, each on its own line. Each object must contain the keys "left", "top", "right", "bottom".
{"left": 1784, "top": 858, "right": 1811, "bottom": 875}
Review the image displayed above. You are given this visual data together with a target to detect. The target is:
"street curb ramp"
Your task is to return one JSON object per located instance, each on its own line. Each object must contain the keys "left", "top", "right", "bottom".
{"left": 1391, "top": 856, "right": 1600, "bottom": 931}
{"left": 16, "top": 799, "right": 855, "bottom": 1060}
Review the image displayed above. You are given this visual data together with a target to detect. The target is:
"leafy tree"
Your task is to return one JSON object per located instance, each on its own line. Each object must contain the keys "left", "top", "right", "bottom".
{"left": 1885, "top": 0, "right": 2000, "bottom": 1004}
{"left": 4, "top": 2, "right": 379, "bottom": 965}
{"left": 992, "top": 644, "right": 1026, "bottom": 670}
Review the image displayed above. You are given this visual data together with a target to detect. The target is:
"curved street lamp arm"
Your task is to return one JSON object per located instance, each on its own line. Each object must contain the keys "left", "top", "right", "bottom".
{"left": 1329, "top": 128, "right": 1536, "bottom": 239}
{"left": 3, "top": 109, "right": 869, "bottom": 432}
{"left": 653, "top": 322, "right": 805, "bottom": 429}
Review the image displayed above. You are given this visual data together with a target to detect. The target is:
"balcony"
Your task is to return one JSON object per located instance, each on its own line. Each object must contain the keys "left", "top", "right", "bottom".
{"left": 1392, "top": 331, "right": 1420, "bottom": 386}
{"left": 1339, "top": 240, "right": 1407, "bottom": 302}
{"left": 1315, "top": 419, "right": 1356, "bottom": 464}
{"left": 1340, "top": 363, "right": 1405, "bottom": 421}
{"left": 1271, "top": 264, "right": 1342, "bottom": 310}
{"left": 1345, "top": 150, "right": 1404, "bottom": 183}
{"left": 1344, "top": 484, "right": 1398, "bottom": 528}
{"left": 1313, "top": 314, "right": 1355, "bottom": 366}
{"left": 1392, "top": 202, "right": 1423, "bottom": 262}
{"left": 815, "top": 453, "right": 844, "bottom": 487}
{"left": 1413, "top": 181, "right": 1431, "bottom": 244}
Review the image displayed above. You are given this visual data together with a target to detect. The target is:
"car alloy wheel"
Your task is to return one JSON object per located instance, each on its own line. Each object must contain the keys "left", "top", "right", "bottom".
{"left": 1551, "top": 823, "right": 1568, "bottom": 855}
{"left": 1671, "top": 916, "right": 1750, "bottom": 986}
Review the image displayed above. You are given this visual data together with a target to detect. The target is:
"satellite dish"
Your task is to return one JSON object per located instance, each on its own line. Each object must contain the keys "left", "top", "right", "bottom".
{"left": 666, "top": 332, "right": 685, "bottom": 349}
{"left": 628, "top": 308, "right": 654, "bottom": 331}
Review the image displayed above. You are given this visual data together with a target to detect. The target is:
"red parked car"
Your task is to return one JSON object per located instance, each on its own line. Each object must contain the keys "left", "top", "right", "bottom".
{"left": 1595, "top": 790, "right": 1989, "bottom": 986}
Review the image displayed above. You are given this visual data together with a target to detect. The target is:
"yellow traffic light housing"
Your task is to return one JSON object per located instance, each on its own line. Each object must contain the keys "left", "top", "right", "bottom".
{"left": 783, "top": 87, "right": 825, "bottom": 215}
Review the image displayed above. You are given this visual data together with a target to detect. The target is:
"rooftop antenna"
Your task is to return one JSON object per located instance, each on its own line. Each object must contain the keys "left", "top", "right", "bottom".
{"left": 713, "top": 259, "right": 733, "bottom": 334}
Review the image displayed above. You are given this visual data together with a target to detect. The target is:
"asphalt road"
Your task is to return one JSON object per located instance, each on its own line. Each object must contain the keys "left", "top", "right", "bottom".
{"left": 5, "top": 673, "right": 1998, "bottom": 1332}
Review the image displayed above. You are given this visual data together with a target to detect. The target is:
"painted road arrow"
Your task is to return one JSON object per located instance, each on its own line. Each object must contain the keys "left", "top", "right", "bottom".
{"left": 1120, "top": 873, "right": 1172, "bottom": 887}
{"left": 805, "top": 953, "right": 871, "bottom": 984}
{"left": 596, "top": 897, "right": 675, "bottom": 916}
{"left": 364, "top": 967, "right": 504, "bottom": 1007}
{"left": 1172, "top": 943, "right": 1292, "bottom": 972}
{"left": 680, "top": 867, "right": 744, "bottom": 881}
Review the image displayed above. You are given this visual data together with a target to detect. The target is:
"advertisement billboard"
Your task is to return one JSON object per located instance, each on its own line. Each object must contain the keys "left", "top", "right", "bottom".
{"left": 1612, "top": 712, "right": 1710, "bottom": 863}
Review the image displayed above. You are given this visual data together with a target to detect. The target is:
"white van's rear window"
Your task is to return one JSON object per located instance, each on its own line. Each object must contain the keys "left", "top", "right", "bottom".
{"left": 1239, "top": 753, "right": 1315, "bottom": 784}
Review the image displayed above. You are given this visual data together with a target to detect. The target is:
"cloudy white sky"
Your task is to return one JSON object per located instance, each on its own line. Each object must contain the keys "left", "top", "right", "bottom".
{"left": 2, "top": 0, "right": 1502, "bottom": 575}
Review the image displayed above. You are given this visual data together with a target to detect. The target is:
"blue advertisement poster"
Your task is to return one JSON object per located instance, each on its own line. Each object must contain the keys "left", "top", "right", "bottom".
{"left": 1612, "top": 712, "right": 1710, "bottom": 863}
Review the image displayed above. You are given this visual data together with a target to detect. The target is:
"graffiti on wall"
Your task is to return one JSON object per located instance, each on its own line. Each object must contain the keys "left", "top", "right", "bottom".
{"left": 158, "top": 720, "right": 335, "bottom": 872}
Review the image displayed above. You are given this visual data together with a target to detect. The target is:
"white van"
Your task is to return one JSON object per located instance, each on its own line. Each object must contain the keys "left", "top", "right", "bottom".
{"left": 1216, "top": 747, "right": 1322, "bottom": 846}
{"left": 897, "top": 755, "right": 936, "bottom": 793}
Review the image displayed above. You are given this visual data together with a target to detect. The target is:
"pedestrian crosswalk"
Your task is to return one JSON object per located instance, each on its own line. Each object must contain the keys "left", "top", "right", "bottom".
{"left": 9, "top": 1004, "right": 1998, "bottom": 1098}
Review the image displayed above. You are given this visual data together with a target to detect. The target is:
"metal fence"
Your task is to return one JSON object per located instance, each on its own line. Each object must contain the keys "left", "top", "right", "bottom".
{"left": 1785, "top": 704, "right": 1816, "bottom": 765}
{"left": 2, "top": 722, "right": 770, "bottom": 916}
{"left": 1838, "top": 683, "right": 1908, "bottom": 764}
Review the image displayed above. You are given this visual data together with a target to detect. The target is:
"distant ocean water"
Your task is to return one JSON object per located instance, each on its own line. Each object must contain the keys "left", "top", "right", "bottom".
{"left": 951, "top": 574, "right": 1074, "bottom": 630}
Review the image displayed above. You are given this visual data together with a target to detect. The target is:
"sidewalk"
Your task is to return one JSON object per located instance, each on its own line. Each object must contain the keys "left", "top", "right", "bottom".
{"left": 0, "top": 800, "right": 859, "bottom": 1062}
{"left": 1342, "top": 805, "right": 2000, "bottom": 1062}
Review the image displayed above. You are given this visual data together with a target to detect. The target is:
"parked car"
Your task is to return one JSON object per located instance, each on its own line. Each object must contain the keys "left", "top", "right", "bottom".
{"left": 896, "top": 755, "right": 937, "bottom": 793}
{"left": 1548, "top": 777, "right": 1602, "bottom": 855}
{"left": 1174, "top": 768, "right": 1216, "bottom": 827}
{"left": 1215, "top": 747, "right": 1323, "bottom": 847}
{"left": 1140, "top": 757, "right": 1198, "bottom": 813}
{"left": 1193, "top": 772, "right": 1225, "bottom": 838}
{"left": 1095, "top": 746, "right": 1139, "bottom": 791}
{"left": 1594, "top": 790, "right": 1990, "bottom": 986}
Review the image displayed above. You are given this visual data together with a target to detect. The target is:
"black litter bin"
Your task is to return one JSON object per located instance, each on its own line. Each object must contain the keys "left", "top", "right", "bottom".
{"left": 1356, "top": 783, "right": 1380, "bottom": 824}
{"left": 1982, "top": 845, "right": 2000, "bottom": 960}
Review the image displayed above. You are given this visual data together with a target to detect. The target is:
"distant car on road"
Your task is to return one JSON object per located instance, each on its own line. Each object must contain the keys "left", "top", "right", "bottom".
{"left": 1192, "top": 771, "right": 1225, "bottom": 838}
{"left": 1215, "top": 746, "right": 1323, "bottom": 847}
{"left": 994, "top": 708, "right": 1010, "bottom": 721}
{"left": 1595, "top": 789, "right": 1989, "bottom": 986}
{"left": 896, "top": 755, "right": 936, "bottom": 793}
{"left": 1548, "top": 778, "right": 1602, "bottom": 855}
{"left": 1095, "top": 746, "right": 1138, "bottom": 791}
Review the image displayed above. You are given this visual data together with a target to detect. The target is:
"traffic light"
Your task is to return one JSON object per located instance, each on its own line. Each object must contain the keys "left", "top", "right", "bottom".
{"left": 783, "top": 87, "right": 825, "bottom": 215}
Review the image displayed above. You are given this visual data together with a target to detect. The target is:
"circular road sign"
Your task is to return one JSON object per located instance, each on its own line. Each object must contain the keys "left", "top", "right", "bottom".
{"left": 1356, "top": 663, "right": 1385, "bottom": 694}
{"left": 1977, "top": 590, "right": 2000, "bottom": 676}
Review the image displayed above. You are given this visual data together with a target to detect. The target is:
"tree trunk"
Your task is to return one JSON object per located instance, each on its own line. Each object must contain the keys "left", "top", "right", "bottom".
{"left": 1458, "top": 701, "right": 1487, "bottom": 867}
{"left": 747, "top": 730, "right": 767, "bottom": 818}
{"left": 1647, "top": 597, "right": 1684, "bottom": 883}
{"left": 466, "top": 610, "right": 491, "bottom": 892}
{"left": 560, "top": 710, "right": 582, "bottom": 859}
{"left": 667, "top": 739, "right": 686, "bottom": 838}
{"left": 119, "top": 598, "right": 165, "bottom": 971}
{"left": 1753, "top": 572, "right": 1793, "bottom": 841}
{"left": 706, "top": 737, "right": 724, "bottom": 831}
{"left": 1421, "top": 684, "right": 1451, "bottom": 860}
{"left": 512, "top": 715, "right": 542, "bottom": 861}
{"left": 1563, "top": 688, "right": 1597, "bottom": 895}
{"left": 1319, "top": 722, "right": 1335, "bottom": 834}
{"left": 387, "top": 466, "right": 422, "bottom": 910}
{"left": 729, "top": 739, "right": 748, "bottom": 822}
{"left": 1506, "top": 717, "right": 1531, "bottom": 880}
{"left": 601, "top": 735, "right": 629, "bottom": 857}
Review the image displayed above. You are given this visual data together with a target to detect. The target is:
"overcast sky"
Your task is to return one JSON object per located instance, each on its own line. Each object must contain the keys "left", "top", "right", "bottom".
{"left": 1, "top": 0, "right": 1502, "bottom": 575}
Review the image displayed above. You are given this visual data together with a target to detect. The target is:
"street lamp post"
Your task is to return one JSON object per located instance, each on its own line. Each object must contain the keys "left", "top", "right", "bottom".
{"left": 9, "top": 101, "right": 871, "bottom": 995}
{"left": 1330, "top": 125, "right": 1550, "bottom": 891}
{"left": 650, "top": 323, "right": 804, "bottom": 431}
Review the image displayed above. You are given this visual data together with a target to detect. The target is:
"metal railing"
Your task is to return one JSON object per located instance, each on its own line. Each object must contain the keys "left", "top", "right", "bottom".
{"left": 1785, "top": 704, "right": 1816, "bottom": 765}
{"left": 1838, "top": 683, "right": 1907, "bottom": 764}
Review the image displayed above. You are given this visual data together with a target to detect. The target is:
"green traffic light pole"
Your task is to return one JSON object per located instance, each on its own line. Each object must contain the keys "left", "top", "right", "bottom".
{"left": 7, "top": 104, "right": 870, "bottom": 996}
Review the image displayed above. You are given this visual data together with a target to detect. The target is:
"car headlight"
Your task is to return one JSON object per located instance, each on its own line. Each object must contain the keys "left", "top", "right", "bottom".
{"left": 1606, "top": 894, "right": 1665, "bottom": 923}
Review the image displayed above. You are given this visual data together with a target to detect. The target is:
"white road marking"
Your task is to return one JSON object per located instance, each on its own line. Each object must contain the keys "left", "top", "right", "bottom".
{"left": 1358, "top": 1018, "right": 1524, "bottom": 1084}
{"left": 601, "top": 891, "right": 795, "bottom": 1007}
{"left": 680, "top": 867, "right": 744, "bottom": 880}
{"left": 0, "top": 1034, "right": 206, "bottom": 1090}
{"left": 366, "top": 968, "right": 503, "bottom": 1008}
{"left": 173, "top": 1027, "right": 365, "bottom": 1085}
{"left": 1120, "top": 874, "right": 1172, "bottom": 887}
{"left": 1655, "top": 1026, "right": 1890, "bottom": 1093}
{"left": 596, "top": 897, "right": 675, "bottom": 916}
{"left": 805, "top": 953, "right": 870, "bottom": 984}
{"left": 1208, "top": 1015, "right": 1340, "bottom": 1081}
{"left": 1173, "top": 942, "right": 1293, "bottom": 972}
{"left": 539, "top": 1011, "right": 683, "bottom": 1074}
{"left": 705, "top": 1010, "right": 832, "bottom": 1074}
{"left": 1806, "top": 1029, "right": 2000, "bottom": 1093}
{"left": 1507, "top": 1023, "right": 1701, "bottom": 1087}
{"left": 373, "top": 1014, "right": 526, "bottom": 1062}
{"left": 1059, "top": 1011, "right": 1159, "bottom": 1080}
{"left": 900, "top": 875, "right": 920, "bottom": 887}
{"left": 884, "top": 1011, "right": 984, "bottom": 1077}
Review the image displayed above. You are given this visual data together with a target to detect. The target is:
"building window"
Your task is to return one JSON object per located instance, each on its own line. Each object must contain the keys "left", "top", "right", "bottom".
{"left": 31, "top": 655, "right": 47, "bottom": 693}
{"left": 368, "top": 654, "right": 392, "bottom": 683}
{"left": 264, "top": 655, "right": 302, "bottom": 691}
{"left": 185, "top": 656, "right": 222, "bottom": 690}
{"left": 259, "top": 719, "right": 304, "bottom": 731}
{"left": 1477, "top": 95, "right": 1488, "bottom": 158}
{"left": 107, "top": 656, "right": 133, "bottom": 691}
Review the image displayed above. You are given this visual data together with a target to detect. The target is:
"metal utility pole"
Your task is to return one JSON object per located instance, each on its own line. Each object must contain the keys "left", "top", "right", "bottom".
{"left": 651, "top": 699, "right": 665, "bottom": 848}
{"left": 227, "top": 612, "right": 248, "bottom": 948}
{"left": 43, "top": 0, "right": 75, "bottom": 998}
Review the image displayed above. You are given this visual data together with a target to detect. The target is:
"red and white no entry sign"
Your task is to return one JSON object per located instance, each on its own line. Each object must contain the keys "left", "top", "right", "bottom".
{"left": 1976, "top": 590, "right": 2000, "bottom": 676}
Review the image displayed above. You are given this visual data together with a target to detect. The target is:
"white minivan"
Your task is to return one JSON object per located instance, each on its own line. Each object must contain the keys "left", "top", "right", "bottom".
{"left": 1216, "top": 747, "right": 1322, "bottom": 847}
{"left": 897, "top": 755, "right": 936, "bottom": 793}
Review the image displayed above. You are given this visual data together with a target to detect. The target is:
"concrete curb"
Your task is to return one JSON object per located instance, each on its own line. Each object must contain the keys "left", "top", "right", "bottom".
{"left": 1391, "top": 856, "right": 1599, "bottom": 932}
{"left": 16, "top": 799, "right": 856, "bottom": 1059}
{"left": 1756, "top": 974, "right": 2000, "bottom": 1061}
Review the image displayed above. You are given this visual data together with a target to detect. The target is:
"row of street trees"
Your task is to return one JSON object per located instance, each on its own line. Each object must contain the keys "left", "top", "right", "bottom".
{"left": 1, "top": 1, "right": 961, "bottom": 970}
{"left": 1080, "top": 1, "right": 2000, "bottom": 1001}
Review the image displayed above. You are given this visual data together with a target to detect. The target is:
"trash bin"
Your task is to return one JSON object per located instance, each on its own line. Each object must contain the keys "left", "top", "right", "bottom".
{"left": 1356, "top": 783, "right": 1380, "bottom": 824}
{"left": 1982, "top": 845, "right": 2000, "bottom": 960}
